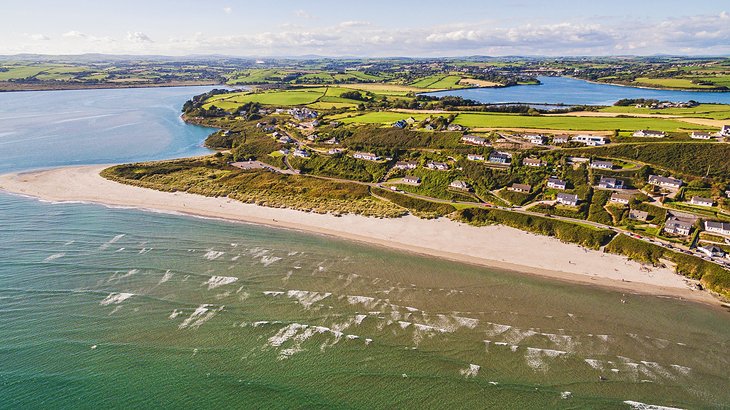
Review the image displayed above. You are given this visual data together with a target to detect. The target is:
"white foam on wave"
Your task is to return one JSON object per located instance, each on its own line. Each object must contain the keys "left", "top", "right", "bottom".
{"left": 354, "top": 314, "right": 367, "bottom": 325}
{"left": 169, "top": 309, "right": 182, "bottom": 319}
{"left": 584, "top": 359, "right": 603, "bottom": 370}
{"left": 263, "top": 291, "right": 285, "bottom": 296}
{"left": 100, "top": 292, "right": 133, "bottom": 306}
{"left": 158, "top": 270, "right": 173, "bottom": 285}
{"left": 398, "top": 321, "right": 412, "bottom": 329}
{"left": 178, "top": 304, "right": 222, "bottom": 330}
{"left": 524, "top": 347, "right": 566, "bottom": 371}
{"left": 99, "top": 234, "right": 125, "bottom": 250}
{"left": 43, "top": 253, "right": 65, "bottom": 262}
{"left": 485, "top": 322, "right": 512, "bottom": 336}
{"left": 286, "top": 290, "right": 332, "bottom": 309}
{"left": 203, "top": 250, "right": 225, "bottom": 260}
{"left": 669, "top": 364, "right": 691, "bottom": 376}
{"left": 623, "top": 400, "right": 685, "bottom": 410}
{"left": 460, "top": 364, "right": 480, "bottom": 378}
{"left": 260, "top": 255, "right": 282, "bottom": 267}
{"left": 205, "top": 276, "right": 238, "bottom": 290}
{"left": 561, "top": 392, "right": 572, "bottom": 399}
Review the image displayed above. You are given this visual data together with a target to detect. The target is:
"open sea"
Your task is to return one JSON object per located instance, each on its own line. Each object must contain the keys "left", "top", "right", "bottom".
{"left": 1, "top": 84, "right": 729, "bottom": 409}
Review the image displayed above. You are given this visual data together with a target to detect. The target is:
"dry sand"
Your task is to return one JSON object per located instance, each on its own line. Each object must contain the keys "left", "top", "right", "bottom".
{"left": 0, "top": 165, "right": 716, "bottom": 304}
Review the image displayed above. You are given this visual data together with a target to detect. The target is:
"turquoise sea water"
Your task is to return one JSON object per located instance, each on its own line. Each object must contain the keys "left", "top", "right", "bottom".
{"left": 424, "top": 76, "right": 730, "bottom": 105}
{"left": 1, "top": 86, "right": 729, "bottom": 409}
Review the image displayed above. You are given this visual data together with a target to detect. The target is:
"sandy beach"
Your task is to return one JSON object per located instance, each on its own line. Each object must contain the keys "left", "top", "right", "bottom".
{"left": 0, "top": 165, "right": 716, "bottom": 304}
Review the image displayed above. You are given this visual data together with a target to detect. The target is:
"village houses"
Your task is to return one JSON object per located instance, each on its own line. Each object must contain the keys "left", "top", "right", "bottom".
{"left": 648, "top": 175, "right": 683, "bottom": 190}
{"left": 556, "top": 193, "right": 579, "bottom": 206}
{"left": 508, "top": 183, "right": 531, "bottom": 193}
{"left": 598, "top": 176, "right": 624, "bottom": 189}
{"left": 590, "top": 160, "right": 614, "bottom": 170}
{"left": 546, "top": 177, "right": 567, "bottom": 190}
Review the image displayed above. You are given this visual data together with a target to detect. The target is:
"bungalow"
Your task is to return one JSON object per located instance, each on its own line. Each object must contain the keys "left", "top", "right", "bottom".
{"left": 353, "top": 152, "right": 381, "bottom": 161}
{"left": 699, "top": 244, "right": 726, "bottom": 258}
{"left": 278, "top": 135, "right": 294, "bottom": 144}
{"left": 292, "top": 149, "right": 310, "bottom": 158}
{"left": 726, "top": 189, "right": 730, "bottom": 198}
{"left": 648, "top": 175, "right": 683, "bottom": 190}
{"left": 394, "top": 161, "right": 418, "bottom": 170}
{"left": 526, "top": 134, "right": 547, "bottom": 145}
{"left": 721, "top": 125, "right": 730, "bottom": 137}
{"left": 628, "top": 209, "right": 649, "bottom": 221}
{"left": 449, "top": 180, "right": 471, "bottom": 191}
{"left": 426, "top": 161, "right": 449, "bottom": 171}
{"left": 664, "top": 217, "right": 694, "bottom": 236}
{"left": 599, "top": 176, "right": 624, "bottom": 189}
{"left": 328, "top": 148, "right": 344, "bottom": 155}
{"left": 522, "top": 158, "right": 545, "bottom": 167}
{"left": 590, "top": 160, "right": 614, "bottom": 170}
{"left": 610, "top": 192, "right": 633, "bottom": 205}
{"left": 572, "top": 135, "right": 609, "bottom": 146}
{"left": 306, "top": 133, "right": 318, "bottom": 142}
{"left": 424, "top": 124, "right": 435, "bottom": 131}
{"left": 461, "top": 135, "right": 489, "bottom": 146}
{"left": 467, "top": 154, "right": 485, "bottom": 161}
{"left": 556, "top": 192, "right": 579, "bottom": 206}
{"left": 402, "top": 176, "right": 421, "bottom": 185}
{"left": 704, "top": 220, "right": 730, "bottom": 236}
{"left": 279, "top": 148, "right": 290, "bottom": 155}
{"left": 488, "top": 151, "right": 512, "bottom": 164}
{"left": 447, "top": 123, "right": 466, "bottom": 131}
{"left": 690, "top": 196, "right": 714, "bottom": 207}
{"left": 632, "top": 130, "right": 666, "bottom": 138}
{"left": 392, "top": 120, "right": 407, "bottom": 129}
{"left": 508, "top": 183, "right": 532, "bottom": 193}
{"left": 324, "top": 137, "right": 339, "bottom": 145}
{"left": 546, "top": 177, "right": 567, "bottom": 190}
{"left": 690, "top": 131, "right": 713, "bottom": 140}
{"left": 552, "top": 135, "right": 570, "bottom": 144}
{"left": 404, "top": 116, "right": 417, "bottom": 125}
{"left": 566, "top": 156, "right": 590, "bottom": 165}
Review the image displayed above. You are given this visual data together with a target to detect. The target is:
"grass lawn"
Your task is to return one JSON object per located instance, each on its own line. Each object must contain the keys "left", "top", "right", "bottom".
{"left": 0, "top": 65, "right": 50, "bottom": 80}
{"left": 203, "top": 89, "right": 326, "bottom": 109}
{"left": 600, "top": 104, "right": 730, "bottom": 120}
{"left": 336, "top": 111, "right": 438, "bottom": 124}
{"left": 632, "top": 77, "right": 716, "bottom": 89}
{"left": 452, "top": 112, "right": 710, "bottom": 132}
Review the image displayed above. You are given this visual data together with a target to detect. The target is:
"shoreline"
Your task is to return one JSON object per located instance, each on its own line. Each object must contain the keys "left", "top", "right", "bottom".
{"left": 0, "top": 165, "right": 722, "bottom": 307}
{"left": 0, "top": 80, "right": 221, "bottom": 93}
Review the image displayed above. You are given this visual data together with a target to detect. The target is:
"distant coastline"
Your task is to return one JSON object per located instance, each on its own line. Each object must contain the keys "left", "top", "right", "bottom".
{"left": 0, "top": 80, "right": 220, "bottom": 93}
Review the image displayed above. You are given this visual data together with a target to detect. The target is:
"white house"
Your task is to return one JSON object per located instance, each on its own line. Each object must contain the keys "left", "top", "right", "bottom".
{"left": 599, "top": 176, "right": 624, "bottom": 189}
{"left": 508, "top": 183, "right": 532, "bottom": 193}
{"left": 449, "top": 180, "right": 470, "bottom": 190}
{"left": 461, "top": 135, "right": 489, "bottom": 146}
{"left": 590, "top": 160, "right": 614, "bottom": 170}
{"left": 552, "top": 135, "right": 570, "bottom": 144}
{"left": 720, "top": 125, "right": 730, "bottom": 137}
{"left": 664, "top": 217, "right": 694, "bottom": 236}
{"left": 467, "top": 154, "right": 485, "bottom": 161}
{"left": 402, "top": 176, "right": 421, "bottom": 185}
{"left": 610, "top": 192, "right": 633, "bottom": 205}
{"left": 426, "top": 161, "right": 449, "bottom": 171}
{"left": 547, "top": 177, "right": 567, "bottom": 190}
{"left": 699, "top": 244, "right": 726, "bottom": 258}
{"left": 556, "top": 193, "right": 579, "bottom": 206}
{"left": 690, "top": 131, "right": 713, "bottom": 140}
{"left": 526, "top": 134, "right": 547, "bottom": 145}
{"left": 522, "top": 158, "right": 544, "bottom": 167}
{"left": 353, "top": 152, "right": 380, "bottom": 161}
{"left": 705, "top": 220, "right": 730, "bottom": 236}
{"left": 633, "top": 130, "right": 666, "bottom": 138}
{"left": 394, "top": 161, "right": 418, "bottom": 170}
{"left": 293, "top": 149, "right": 310, "bottom": 158}
{"left": 690, "top": 196, "right": 714, "bottom": 207}
{"left": 488, "top": 151, "right": 511, "bottom": 164}
{"left": 572, "top": 135, "right": 609, "bottom": 146}
{"left": 648, "top": 175, "right": 683, "bottom": 190}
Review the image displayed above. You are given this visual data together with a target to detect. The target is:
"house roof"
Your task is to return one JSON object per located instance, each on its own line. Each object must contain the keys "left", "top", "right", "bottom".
{"left": 511, "top": 183, "right": 532, "bottom": 191}
{"left": 557, "top": 193, "right": 578, "bottom": 201}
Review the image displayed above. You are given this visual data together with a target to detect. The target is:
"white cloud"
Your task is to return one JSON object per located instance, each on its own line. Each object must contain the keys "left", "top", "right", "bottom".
{"left": 62, "top": 30, "right": 87, "bottom": 39}
{"left": 27, "top": 33, "right": 50, "bottom": 41}
{"left": 127, "top": 31, "right": 153, "bottom": 43}
{"left": 294, "top": 9, "right": 314, "bottom": 19}
{"left": 223, "top": 7, "right": 232, "bottom": 15}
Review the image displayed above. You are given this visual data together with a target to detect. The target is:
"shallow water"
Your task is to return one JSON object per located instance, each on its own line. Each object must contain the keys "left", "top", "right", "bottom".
{"left": 424, "top": 76, "right": 730, "bottom": 105}
{"left": 0, "top": 86, "right": 729, "bottom": 408}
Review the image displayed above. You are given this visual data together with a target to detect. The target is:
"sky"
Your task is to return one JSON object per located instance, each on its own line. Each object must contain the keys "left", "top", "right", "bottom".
{"left": 2, "top": 0, "right": 729, "bottom": 57}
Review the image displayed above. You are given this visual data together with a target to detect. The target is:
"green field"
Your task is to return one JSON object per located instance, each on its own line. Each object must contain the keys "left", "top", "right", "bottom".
{"left": 204, "top": 89, "right": 326, "bottom": 109}
{"left": 452, "top": 112, "right": 710, "bottom": 132}
{"left": 0, "top": 65, "right": 53, "bottom": 80}
{"left": 600, "top": 104, "right": 730, "bottom": 120}
{"left": 633, "top": 77, "right": 716, "bottom": 89}
{"left": 410, "top": 74, "right": 464, "bottom": 89}
{"left": 335, "top": 111, "right": 437, "bottom": 125}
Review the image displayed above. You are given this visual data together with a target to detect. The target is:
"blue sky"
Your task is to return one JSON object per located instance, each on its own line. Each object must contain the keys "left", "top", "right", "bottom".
{"left": 2, "top": 0, "right": 729, "bottom": 56}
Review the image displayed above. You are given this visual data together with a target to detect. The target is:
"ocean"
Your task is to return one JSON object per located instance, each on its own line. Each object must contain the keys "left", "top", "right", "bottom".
{"left": 0, "top": 86, "right": 728, "bottom": 409}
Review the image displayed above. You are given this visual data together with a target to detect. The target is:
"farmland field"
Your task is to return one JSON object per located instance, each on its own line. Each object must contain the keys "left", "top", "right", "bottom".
{"left": 203, "top": 89, "right": 326, "bottom": 109}
{"left": 632, "top": 77, "right": 716, "bottom": 89}
{"left": 601, "top": 104, "right": 730, "bottom": 120}
{"left": 453, "top": 112, "right": 711, "bottom": 131}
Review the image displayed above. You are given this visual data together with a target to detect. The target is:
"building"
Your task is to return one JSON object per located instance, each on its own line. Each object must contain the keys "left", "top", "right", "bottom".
{"left": 488, "top": 151, "right": 512, "bottom": 164}
{"left": 353, "top": 152, "right": 380, "bottom": 161}
{"left": 566, "top": 156, "right": 590, "bottom": 165}
{"left": 610, "top": 192, "right": 634, "bottom": 205}
{"left": 699, "top": 245, "right": 726, "bottom": 258}
{"left": 522, "top": 158, "right": 544, "bottom": 167}
{"left": 394, "top": 161, "right": 418, "bottom": 170}
{"left": 287, "top": 107, "right": 318, "bottom": 121}
{"left": 572, "top": 135, "right": 609, "bottom": 146}
{"left": 720, "top": 125, "right": 730, "bottom": 137}
{"left": 328, "top": 148, "right": 344, "bottom": 155}
{"left": 426, "top": 161, "right": 449, "bottom": 171}
{"left": 690, "top": 131, "right": 713, "bottom": 140}
{"left": 552, "top": 135, "right": 570, "bottom": 144}
{"left": 628, "top": 209, "right": 649, "bottom": 221}
{"left": 590, "top": 160, "right": 614, "bottom": 170}
{"left": 449, "top": 180, "right": 470, "bottom": 191}
{"left": 526, "top": 134, "right": 547, "bottom": 145}
{"left": 461, "top": 135, "right": 489, "bottom": 146}
{"left": 292, "top": 149, "right": 310, "bottom": 158}
{"left": 392, "top": 120, "right": 407, "bottom": 129}
{"left": 508, "top": 183, "right": 532, "bottom": 193}
{"left": 664, "top": 217, "right": 694, "bottom": 236}
{"left": 705, "top": 220, "right": 730, "bottom": 236}
{"left": 467, "top": 154, "right": 485, "bottom": 161}
{"left": 324, "top": 137, "right": 339, "bottom": 145}
{"left": 690, "top": 196, "right": 714, "bottom": 207}
{"left": 633, "top": 130, "right": 666, "bottom": 138}
{"left": 648, "top": 175, "right": 683, "bottom": 190}
{"left": 546, "top": 177, "right": 567, "bottom": 190}
{"left": 447, "top": 123, "right": 466, "bottom": 131}
{"left": 556, "top": 193, "right": 579, "bottom": 206}
{"left": 402, "top": 176, "right": 421, "bottom": 185}
{"left": 598, "top": 176, "right": 624, "bottom": 189}
{"left": 278, "top": 135, "right": 294, "bottom": 144}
